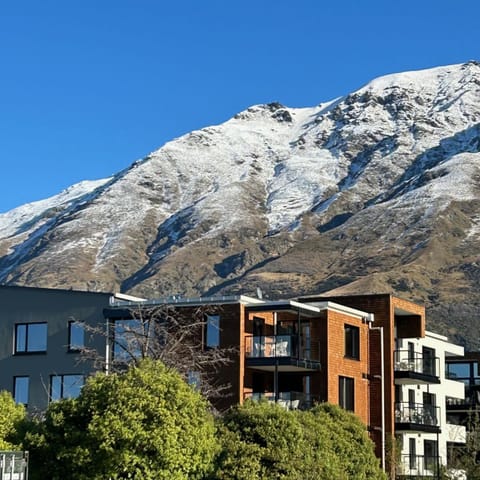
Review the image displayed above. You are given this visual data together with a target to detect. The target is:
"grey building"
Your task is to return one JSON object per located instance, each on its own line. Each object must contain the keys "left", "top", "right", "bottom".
{"left": 0, "top": 285, "right": 136, "bottom": 412}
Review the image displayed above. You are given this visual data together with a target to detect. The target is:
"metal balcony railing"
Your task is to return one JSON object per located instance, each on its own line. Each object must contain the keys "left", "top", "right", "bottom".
{"left": 396, "top": 454, "right": 442, "bottom": 478}
{"left": 394, "top": 350, "right": 440, "bottom": 378}
{"left": 395, "top": 402, "right": 439, "bottom": 427}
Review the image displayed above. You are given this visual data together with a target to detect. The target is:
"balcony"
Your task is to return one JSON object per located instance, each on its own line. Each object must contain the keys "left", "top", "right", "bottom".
{"left": 447, "top": 383, "right": 480, "bottom": 409}
{"left": 396, "top": 454, "right": 442, "bottom": 479}
{"left": 394, "top": 350, "right": 440, "bottom": 384}
{"left": 395, "top": 402, "right": 440, "bottom": 433}
{"left": 244, "top": 391, "right": 322, "bottom": 410}
{"left": 245, "top": 335, "right": 321, "bottom": 372}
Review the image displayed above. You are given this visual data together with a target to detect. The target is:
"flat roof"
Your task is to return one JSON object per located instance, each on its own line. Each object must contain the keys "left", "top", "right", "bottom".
{"left": 0, "top": 283, "right": 113, "bottom": 296}
{"left": 109, "top": 295, "right": 370, "bottom": 320}
{"left": 110, "top": 294, "right": 265, "bottom": 309}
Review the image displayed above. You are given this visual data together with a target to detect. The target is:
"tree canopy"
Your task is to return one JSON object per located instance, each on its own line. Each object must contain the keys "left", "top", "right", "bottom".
{"left": 24, "top": 360, "right": 217, "bottom": 480}
{"left": 0, "top": 390, "right": 25, "bottom": 450}
{"left": 214, "top": 400, "right": 385, "bottom": 480}
{"left": 18, "top": 361, "right": 385, "bottom": 479}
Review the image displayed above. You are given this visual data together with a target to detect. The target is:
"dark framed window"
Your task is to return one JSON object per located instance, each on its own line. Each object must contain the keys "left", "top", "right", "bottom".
{"left": 408, "top": 341, "right": 415, "bottom": 362}
{"left": 13, "top": 376, "right": 29, "bottom": 405}
{"left": 409, "top": 438, "right": 416, "bottom": 469}
{"left": 15, "top": 323, "right": 47, "bottom": 353}
{"left": 50, "top": 374, "right": 84, "bottom": 401}
{"left": 424, "top": 439, "right": 438, "bottom": 470}
{"left": 339, "top": 376, "right": 354, "bottom": 411}
{"left": 68, "top": 321, "right": 85, "bottom": 351}
{"left": 422, "top": 346, "right": 436, "bottom": 376}
{"left": 446, "top": 362, "right": 470, "bottom": 379}
{"left": 344, "top": 324, "right": 359, "bottom": 360}
{"left": 113, "top": 319, "right": 145, "bottom": 360}
{"left": 205, "top": 315, "right": 220, "bottom": 348}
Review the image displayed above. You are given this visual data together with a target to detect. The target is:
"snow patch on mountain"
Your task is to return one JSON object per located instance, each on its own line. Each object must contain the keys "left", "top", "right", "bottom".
{"left": 0, "top": 179, "right": 110, "bottom": 241}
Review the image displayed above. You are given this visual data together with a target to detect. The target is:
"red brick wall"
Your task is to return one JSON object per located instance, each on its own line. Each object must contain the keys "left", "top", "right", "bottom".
{"left": 325, "top": 309, "right": 370, "bottom": 425}
{"left": 302, "top": 293, "right": 425, "bottom": 461}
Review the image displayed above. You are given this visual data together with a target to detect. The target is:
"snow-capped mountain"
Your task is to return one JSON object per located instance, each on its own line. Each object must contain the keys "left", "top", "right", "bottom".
{"left": 2, "top": 61, "right": 480, "bottom": 347}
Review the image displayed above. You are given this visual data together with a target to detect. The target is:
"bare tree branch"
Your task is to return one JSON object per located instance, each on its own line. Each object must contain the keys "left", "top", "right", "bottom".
{"left": 76, "top": 304, "right": 237, "bottom": 407}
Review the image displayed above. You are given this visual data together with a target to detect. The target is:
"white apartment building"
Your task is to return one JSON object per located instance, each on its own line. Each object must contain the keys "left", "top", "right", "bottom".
{"left": 394, "top": 331, "right": 466, "bottom": 478}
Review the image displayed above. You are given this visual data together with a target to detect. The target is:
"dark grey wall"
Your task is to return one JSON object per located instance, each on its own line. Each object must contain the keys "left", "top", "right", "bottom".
{"left": 0, "top": 286, "right": 112, "bottom": 412}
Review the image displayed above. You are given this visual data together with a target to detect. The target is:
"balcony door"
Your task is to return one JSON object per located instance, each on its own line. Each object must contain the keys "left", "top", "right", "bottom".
{"left": 423, "top": 392, "right": 436, "bottom": 425}
{"left": 422, "top": 346, "right": 436, "bottom": 376}
{"left": 424, "top": 439, "right": 438, "bottom": 471}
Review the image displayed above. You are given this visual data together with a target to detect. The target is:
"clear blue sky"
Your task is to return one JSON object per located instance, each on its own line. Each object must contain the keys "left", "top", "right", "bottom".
{"left": 0, "top": 0, "right": 478, "bottom": 213}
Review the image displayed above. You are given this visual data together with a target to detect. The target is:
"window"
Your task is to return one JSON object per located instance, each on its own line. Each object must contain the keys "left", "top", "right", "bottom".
{"left": 408, "top": 388, "right": 415, "bottom": 407}
{"left": 422, "top": 346, "right": 436, "bottom": 376}
{"left": 446, "top": 362, "right": 470, "bottom": 379}
{"left": 113, "top": 319, "right": 145, "bottom": 360}
{"left": 15, "top": 323, "right": 47, "bottom": 353}
{"left": 205, "top": 315, "right": 220, "bottom": 348}
{"left": 68, "top": 321, "right": 85, "bottom": 351}
{"left": 50, "top": 374, "right": 84, "bottom": 401}
{"left": 339, "top": 376, "right": 354, "bottom": 411}
{"left": 344, "top": 324, "right": 359, "bottom": 359}
{"left": 409, "top": 438, "right": 416, "bottom": 469}
{"left": 187, "top": 371, "right": 201, "bottom": 390}
{"left": 13, "top": 376, "right": 29, "bottom": 405}
{"left": 424, "top": 440, "right": 438, "bottom": 470}
{"left": 407, "top": 342, "right": 415, "bottom": 362}
{"left": 423, "top": 392, "right": 436, "bottom": 424}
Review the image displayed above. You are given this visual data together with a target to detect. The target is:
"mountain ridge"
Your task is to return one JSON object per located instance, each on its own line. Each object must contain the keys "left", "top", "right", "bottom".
{"left": 1, "top": 61, "right": 480, "bottom": 347}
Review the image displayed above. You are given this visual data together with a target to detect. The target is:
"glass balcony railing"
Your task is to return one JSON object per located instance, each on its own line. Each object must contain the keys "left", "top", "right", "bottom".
{"left": 394, "top": 350, "right": 440, "bottom": 378}
{"left": 244, "top": 391, "right": 322, "bottom": 410}
{"left": 245, "top": 335, "right": 320, "bottom": 362}
{"left": 246, "top": 335, "right": 293, "bottom": 358}
{"left": 446, "top": 385, "right": 480, "bottom": 407}
{"left": 395, "top": 402, "right": 439, "bottom": 428}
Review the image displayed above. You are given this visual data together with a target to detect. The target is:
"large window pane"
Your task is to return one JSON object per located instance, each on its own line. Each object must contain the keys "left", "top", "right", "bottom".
{"left": 15, "top": 325, "right": 26, "bottom": 352}
{"left": 27, "top": 323, "right": 47, "bottom": 351}
{"left": 14, "top": 377, "right": 29, "bottom": 405}
{"left": 344, "top": 325, "right": 359, "bottom": 360}
{"left": 339, "top": 376, "right": 354, "bottom": 411}
{"left": 15, "top": 323, "right": 47, "bottom": 353}
{"left": 113, "top": 319, "right": 144, "bottom": 359}
{"left": 206, "top": 315, "right": 220, "bottom": 348}
{"left": 50, "top": 374, "right": 84, "bottom": 401}
{"left": 50, "top": 376, "right": 62, "bottom": 401}
{"left": 447, "top": 362, "right": 470, "bottom": 379}
{"left": 68, "top": 321, "right": 85, "bottom": 350}
{"left": 63, "top": 375, "right": 83, "bottom": 398}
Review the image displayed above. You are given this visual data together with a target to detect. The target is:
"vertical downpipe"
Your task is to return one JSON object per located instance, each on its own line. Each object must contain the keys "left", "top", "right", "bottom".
{"left": 369, "top": 321, "right": 385, "bottom": 472}
{"left": 105, "top": 317, "right": 111, "bottom": 375}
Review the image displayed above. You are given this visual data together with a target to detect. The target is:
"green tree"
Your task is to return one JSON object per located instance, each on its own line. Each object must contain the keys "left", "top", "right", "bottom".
{"left": 24, "top": 360, "right": 218, "bottom": 480}
{"left": 305, "top": 403, "right": 386, "bottom": 479}
{"left": 0, "top": 390, "right": 25, "bottom": 450}
{"left": 214, "top": 400, "right": 385, "bottom": 480}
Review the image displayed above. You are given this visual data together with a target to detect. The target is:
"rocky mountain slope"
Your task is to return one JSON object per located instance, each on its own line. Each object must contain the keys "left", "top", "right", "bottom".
{"left": 1, "top": 61, "right": 480, "bottom": 347}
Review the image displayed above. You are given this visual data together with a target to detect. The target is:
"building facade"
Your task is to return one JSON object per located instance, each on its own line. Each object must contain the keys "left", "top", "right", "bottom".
{"left": 0, "top": 285, "right": 140, "bottom": 412}
{"left": 394, "top": 331, "right": 466, "bottom": 478}
{"left": 0, "top": 286, "right": 467, "bottom": 477}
